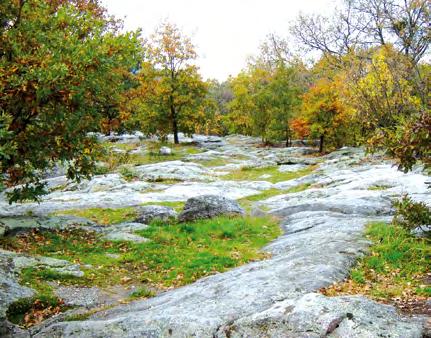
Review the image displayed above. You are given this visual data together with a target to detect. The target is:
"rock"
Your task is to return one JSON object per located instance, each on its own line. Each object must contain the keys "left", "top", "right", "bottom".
{"left": 278, "top": 163, "right": 308, "bottom": 172}
{"left": 0, "top": 249, "right": 84, "bottom": 332}
{"left": 159, "top": 146, "right": 172, "bottom": 155}
{"left": 178, "top": 195, "right": 244, "bottom": 222}
{"left": 103, "top": 232, "right": 149, "bottom": 243}
{"left": 0, "top": 216, "right": 94, "bottom": 236}
{"left": 134, "top": 161, "right": 214, "bottom": 182}
{"left": 135, "top": 205, "right": 177, "bottom": 224}
{"left": 97, "top": 222, "right": 149, "bottom": 243}
{"left": 220, "top": 293, "right": 424, "bottom": 338}
{"left": 55, "top": 287, "right": 103, "bottom": 307}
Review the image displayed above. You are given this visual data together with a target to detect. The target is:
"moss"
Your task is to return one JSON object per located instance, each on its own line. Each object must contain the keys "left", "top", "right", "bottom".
{"left": 128, "top": 287, "right": 156, "bottom": 299}
{"left": 223, "top": 165, "right": 316, "bottom": 184}
{"left": 54, "top": 207, "right": 137, "bottom": 225}
{"left": 63, "top": 312, "right": 92, "bottom": 322}
{"left": 368, "top": 184, "right": 391, "bottom": 191}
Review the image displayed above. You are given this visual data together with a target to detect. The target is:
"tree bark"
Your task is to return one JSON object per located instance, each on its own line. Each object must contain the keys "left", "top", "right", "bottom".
{"left": 171, "top": 104, "right": 179, "bottom": 144}
{"left": 285, "top": 126, "right": 290, "bottom": 147}
{"left": 319, "top": 135, "right": 324, "bottom": 153}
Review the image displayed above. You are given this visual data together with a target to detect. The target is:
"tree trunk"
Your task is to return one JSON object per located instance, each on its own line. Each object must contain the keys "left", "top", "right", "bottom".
{"left": 170, "top": 104, "right": 179, "bottom": 144}
{"left": 172, "top": 117, "right": 179, "bottom": 144}
{"left": 285, "top": 124, "right": 291, "bottom": 147}
{"left": 319, "top": 135, "right": 324, "bottom": 153}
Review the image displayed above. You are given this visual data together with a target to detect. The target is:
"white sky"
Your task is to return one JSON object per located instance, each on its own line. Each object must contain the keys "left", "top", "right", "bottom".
{"left": 101, "top": 0, "right": 338, "bottom": 81}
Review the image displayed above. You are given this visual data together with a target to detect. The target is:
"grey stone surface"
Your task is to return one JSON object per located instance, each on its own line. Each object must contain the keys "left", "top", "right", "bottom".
{"left": 0, "top": 249, "right": 84, "bottom": 330}
{"left": 135, "top": 205, "right": 177, "bottom": 224}
{"left": 178, "top": 195, "right": 245, "bottom": 222}
{"left": 159, "top": 146, "right": 172, "bottom": 155}
{"left": 55, "top": 287, "right": 103, "bottom": 307}
{"left": 218, "top": 293, "right": 424, "bottom": 338}
{"left": 103, "top": 232, "right": 149, "bottom": 243}
{"left": 0, "top": 216, "right": 94, "bottom": 236}
{"left": 94, "top": 222, "right": 149, "bottom": 243}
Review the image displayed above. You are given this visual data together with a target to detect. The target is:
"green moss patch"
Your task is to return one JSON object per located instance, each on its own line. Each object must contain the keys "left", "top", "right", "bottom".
{"left": 223, "top": 165, "right": 316, "bottom": 183}
{"left": 54, "top": 207, "right": 137, "bottom": 225}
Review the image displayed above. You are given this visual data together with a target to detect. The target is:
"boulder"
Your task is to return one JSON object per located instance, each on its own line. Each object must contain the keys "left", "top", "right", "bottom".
{"left": 178, "top": 195, "right": 244, "bottom": 222}
{"left": 135, "top": 205, "right": 177, "bottom": 224}
{"left": 159, "top": 146, "right": 172, "bottom": 155}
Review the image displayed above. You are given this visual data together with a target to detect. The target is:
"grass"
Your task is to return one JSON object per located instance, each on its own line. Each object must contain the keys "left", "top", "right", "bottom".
{"left": 197, "top": 158, "right": 231, "bottom": 167}
{"left": 322, "top": 221, "right": 431, "bottom": 312}
{"left": 222, "top": 165, "right": 316, "bottom": 184}
{"left": 368, "top": 184, "right": 392, "bottom": 191}
{"left": 128, "top": 287, "right": 156, "bottom": 299}
{"left": 54, "top": 207, "right": 138, "bottom": 225}
{"left": 1, "top": 216, "right": 281, "bottom": 290}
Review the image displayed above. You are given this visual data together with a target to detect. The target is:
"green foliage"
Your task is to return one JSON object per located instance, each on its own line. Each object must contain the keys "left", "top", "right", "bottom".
{"left": 393, "top": 195, "right": 431, "bottom": 235}
{"left": 226, "top": 63, "right": 306, "bottom": 144}
{"left": 0, "top": 0, "right": 142, "bottom": 203}
{"left": 348, "top": 47, "right": 430, "bottom": 170}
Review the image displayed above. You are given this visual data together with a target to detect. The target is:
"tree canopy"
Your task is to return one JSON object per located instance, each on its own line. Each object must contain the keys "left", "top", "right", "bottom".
{"left": 0, "top": 0, "right": 141, "bottom": 202}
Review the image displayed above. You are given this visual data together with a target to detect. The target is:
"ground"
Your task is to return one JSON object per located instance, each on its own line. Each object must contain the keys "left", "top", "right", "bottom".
{"left": 0, "top": 133, "right": 429, "bottom": 337}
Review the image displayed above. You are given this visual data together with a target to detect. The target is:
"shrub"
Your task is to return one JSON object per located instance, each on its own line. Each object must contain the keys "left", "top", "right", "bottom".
{"left": 393, "top": 195, "right": 431, "bottom": 235}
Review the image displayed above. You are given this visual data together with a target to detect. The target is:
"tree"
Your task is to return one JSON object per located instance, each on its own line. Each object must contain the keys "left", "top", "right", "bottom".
{"left": 141, "top": 22, "right": 207, "bottom": 144}
{"left": 348, "top": 46, "right": 429, "bottom": 170}
{"left": 227, "top": 60, "right": 307, "bottom": 145}
{"left": 0, "top": 0, "right": 141, "bottom": 202}
{"left": 301, "top": 77, "right": 354, "bottom": 152}
{"left": 291, "top": 0, "right": 430, "bottom": 64}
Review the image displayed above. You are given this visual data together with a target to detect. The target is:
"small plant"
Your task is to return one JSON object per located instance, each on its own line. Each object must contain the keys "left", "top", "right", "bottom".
{"left": 63, "top": 312, "right": 92, "bottom": 322}
{"left": 393, "top": 194, "right": 431, "bottom": 235}
{"left": 128, "top": 287, "right": 156, "bottom": 299}
{"left": 119, "top": 166, "right": 139, "bottom": 181}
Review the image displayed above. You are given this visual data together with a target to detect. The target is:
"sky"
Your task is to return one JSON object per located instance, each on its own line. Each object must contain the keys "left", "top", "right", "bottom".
{"left": 101, "top": 0, "right": 338, "bottom": 81}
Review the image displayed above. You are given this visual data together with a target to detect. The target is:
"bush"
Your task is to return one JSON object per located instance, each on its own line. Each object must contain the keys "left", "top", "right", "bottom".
{"left": 393, "top": 195, "right": 431, "bottom": 235}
